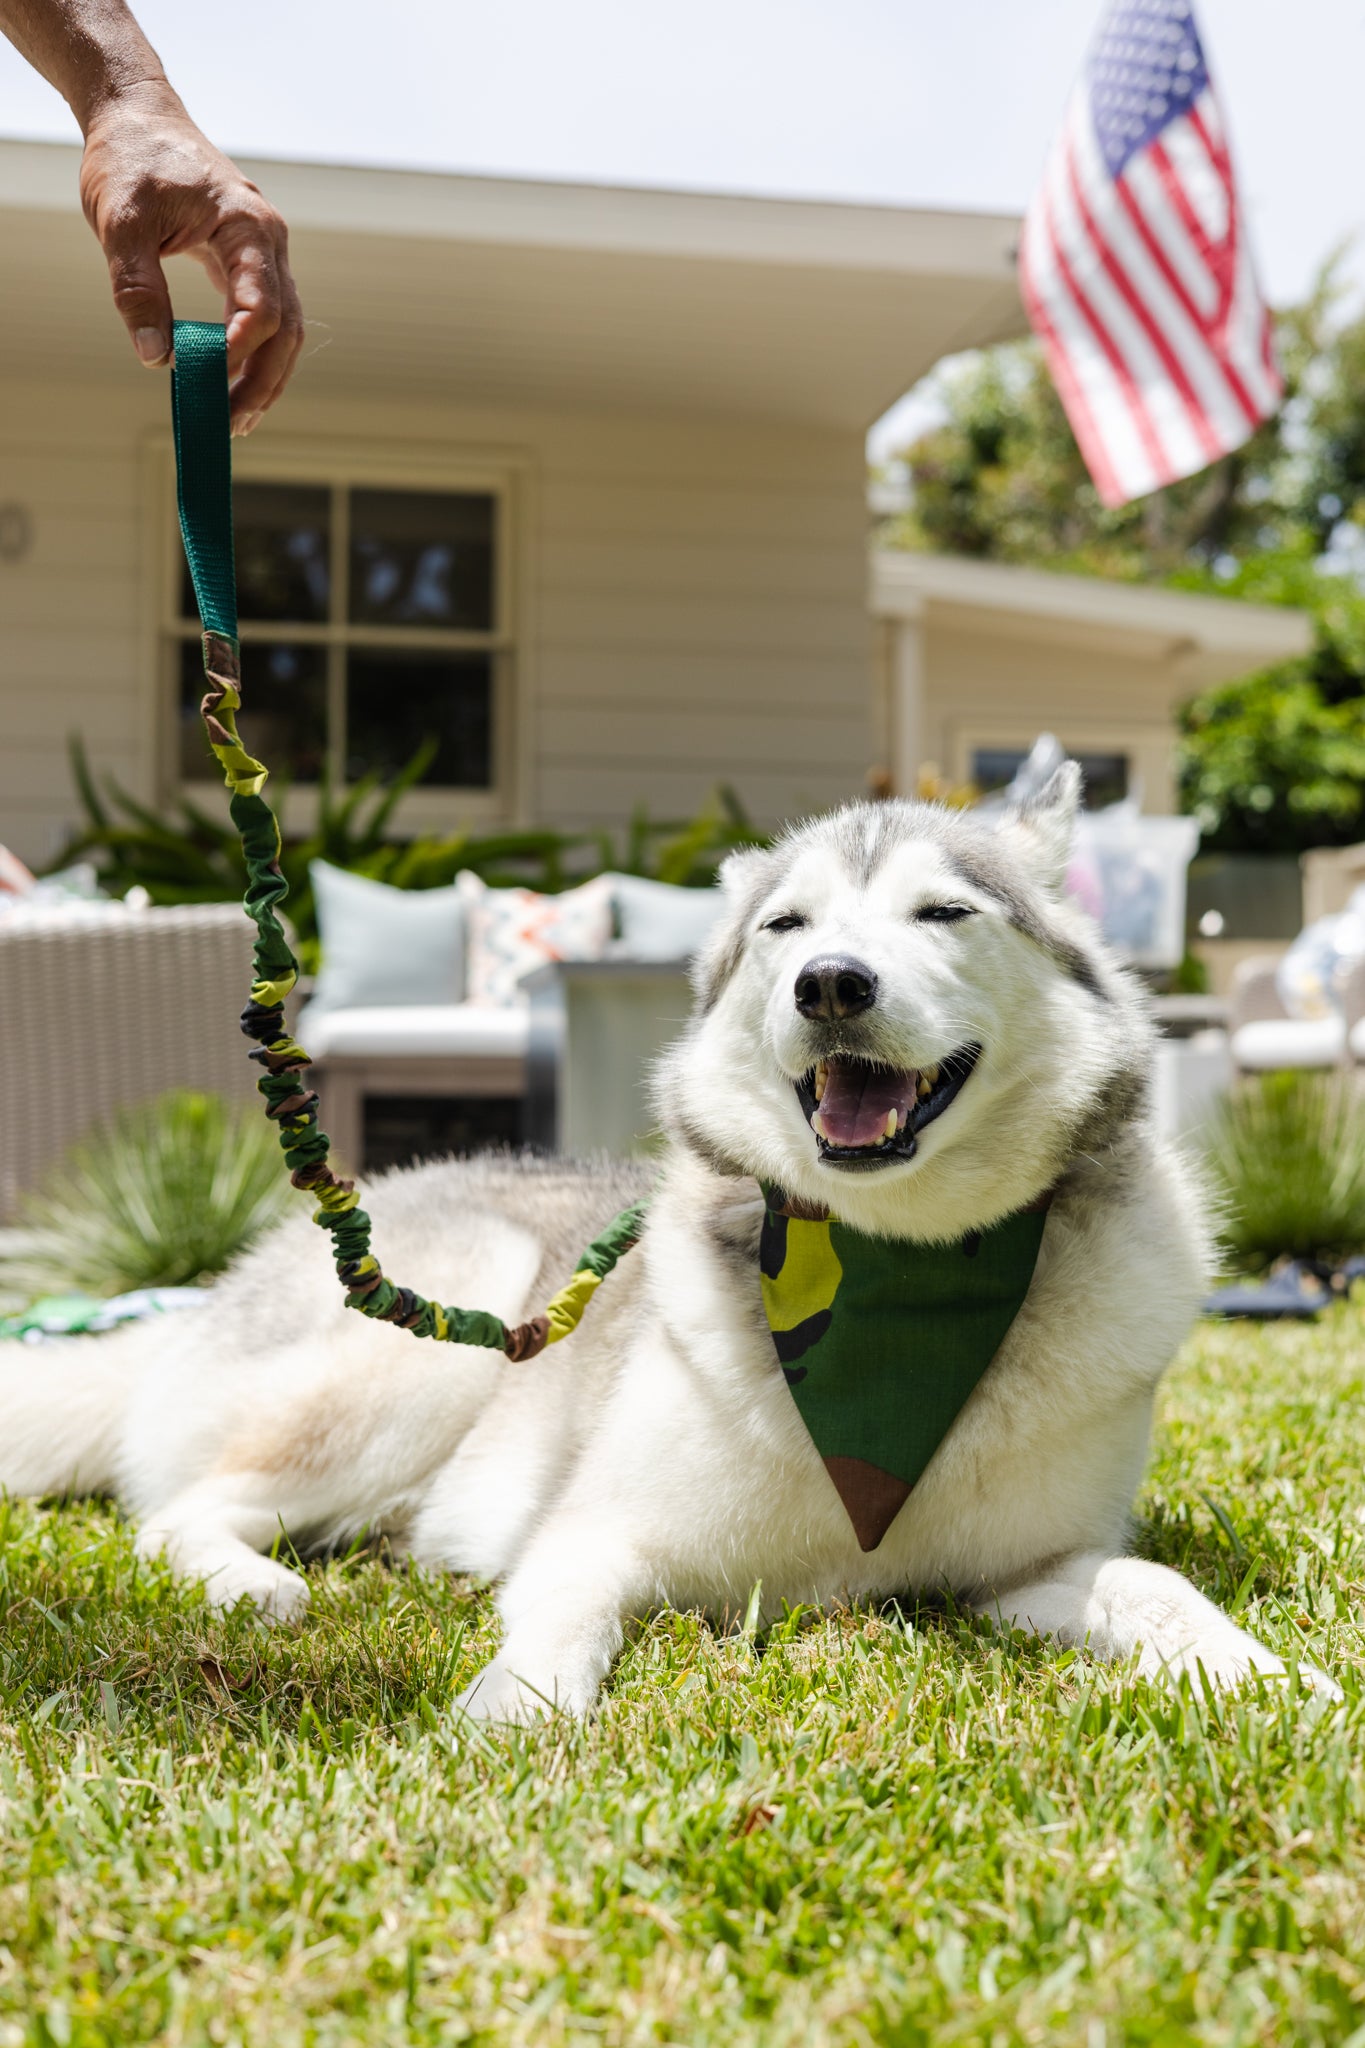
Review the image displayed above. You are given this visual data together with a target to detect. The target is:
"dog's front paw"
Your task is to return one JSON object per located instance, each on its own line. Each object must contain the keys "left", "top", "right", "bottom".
{"left": 202, "top": 1555, "right": 312, "bottom": 1624}
{"left": 1141, "top": 1632, "right": 1342, "bottom": 1702}
{"left": 452, "top": 1654, "right": 582, "bottom": 1725}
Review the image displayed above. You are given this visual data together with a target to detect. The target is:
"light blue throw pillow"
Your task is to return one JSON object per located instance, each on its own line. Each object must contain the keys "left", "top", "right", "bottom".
{"left": 606, "top": 872, "right": 726, "bottom": 961}
{"left": 309, "top": 859, "right": 466, "bottom": 1014}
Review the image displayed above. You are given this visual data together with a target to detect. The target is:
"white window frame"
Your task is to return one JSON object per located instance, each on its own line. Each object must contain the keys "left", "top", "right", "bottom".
{"left": 142, "top": 432, "right": 534, "bottom": 830}
{"left": 945, "top": 718, "right": 1177, "bottom": 815}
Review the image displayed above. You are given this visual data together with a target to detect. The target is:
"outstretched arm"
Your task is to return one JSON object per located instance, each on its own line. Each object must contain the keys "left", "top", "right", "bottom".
{"left": 0, "top": 0, "right": 304, "bottom": 430}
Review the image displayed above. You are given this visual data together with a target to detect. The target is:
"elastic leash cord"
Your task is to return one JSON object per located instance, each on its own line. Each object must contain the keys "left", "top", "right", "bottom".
{"left": 170, "top": 320, "right": 645, "bottom": 1361}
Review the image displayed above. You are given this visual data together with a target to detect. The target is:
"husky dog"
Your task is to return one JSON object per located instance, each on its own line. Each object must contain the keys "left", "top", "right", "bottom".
{"left": 0, "top": 770, "right": 1331, "bottom": 1714}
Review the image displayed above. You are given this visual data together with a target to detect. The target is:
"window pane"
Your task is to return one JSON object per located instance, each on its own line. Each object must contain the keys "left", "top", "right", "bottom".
{"left": 181, "top": 483, "right": 331, "bottom": 623}
{"left": 179, "top": 640, "right": 328, "bottom": 783}
{"left": 971, "top": 747, "right": 1128, "bottom": 811}
{"left": 348, "top": 490, "right": 494, "bottom": 629}
{"left": 346, "top": 650, "right": 492, "bottom": 787}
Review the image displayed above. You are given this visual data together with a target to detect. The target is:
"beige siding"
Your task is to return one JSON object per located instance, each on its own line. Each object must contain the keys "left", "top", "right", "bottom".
{"left": 920, "top": 623, "right": 1187, "bottom": 811}
{"left": 0, "top": 374, "right": 871, "bottom": 868}
{"left": 0, "top": 399, "right": 151, "bottom": 867}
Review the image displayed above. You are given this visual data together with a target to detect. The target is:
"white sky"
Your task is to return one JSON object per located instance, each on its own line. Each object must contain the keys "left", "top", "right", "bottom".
{"left": 3, "top": 1, "right": 1361, "bottom": 457}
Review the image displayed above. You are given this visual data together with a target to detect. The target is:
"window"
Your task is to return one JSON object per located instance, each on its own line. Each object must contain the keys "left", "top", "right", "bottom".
{"left": 170, "top": 478, "right": 506, "bottom": 794}
{"left": 972, "top": 747, "right": 1129, "bottom": 811}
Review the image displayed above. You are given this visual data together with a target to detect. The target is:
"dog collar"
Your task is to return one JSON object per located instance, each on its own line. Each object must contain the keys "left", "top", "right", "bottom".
{"left": 758, "top": 1183, "right": 1050, "bottom": 1552}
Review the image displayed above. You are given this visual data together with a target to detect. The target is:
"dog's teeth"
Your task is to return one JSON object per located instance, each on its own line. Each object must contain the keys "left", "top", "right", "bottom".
{"left": 917, "top": 1075, "right": 932, "bottom": 1099}
{"left": 810, "top": 1111, "right": 827, "bottom": 1140}
{"left": 814, "top": 1061, "right": 828, "bottom": 1103}
{"left": 885, "top": 1108, "right": 898, "bottom": 1139}
{"left": 923, "top": 1063, "right": 940, "bottom": 1086}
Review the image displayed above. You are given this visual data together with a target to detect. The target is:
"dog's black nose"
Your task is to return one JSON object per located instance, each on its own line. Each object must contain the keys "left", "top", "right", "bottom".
{"left": 794, "top": 956, "right": 878, "bottom": 1022}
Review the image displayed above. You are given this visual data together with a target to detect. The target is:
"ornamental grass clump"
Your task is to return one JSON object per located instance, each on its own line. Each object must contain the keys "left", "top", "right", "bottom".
{"left": 0, "top": 1089, "right": 291, "bottom": 1305}
{"left": 1204, "top": 1069, "right": 1365, "bottom": 1268}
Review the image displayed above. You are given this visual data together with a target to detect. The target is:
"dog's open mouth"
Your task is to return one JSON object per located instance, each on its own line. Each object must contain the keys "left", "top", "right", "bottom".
{"left": 793, "top": 1046, "right": 981, "bottom": 1171}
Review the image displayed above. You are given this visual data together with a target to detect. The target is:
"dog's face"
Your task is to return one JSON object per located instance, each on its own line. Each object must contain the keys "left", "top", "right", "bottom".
{"left": 659, "top": 768, "right": 1150, "bottom": 1240}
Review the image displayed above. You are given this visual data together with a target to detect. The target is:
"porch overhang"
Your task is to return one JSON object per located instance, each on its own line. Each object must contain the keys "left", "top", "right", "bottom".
{"left": 0, "top": 139, "right": 1023, "bottom": 428}
{"left": 873, "top": 551, "right": 1314, "bottom": 679}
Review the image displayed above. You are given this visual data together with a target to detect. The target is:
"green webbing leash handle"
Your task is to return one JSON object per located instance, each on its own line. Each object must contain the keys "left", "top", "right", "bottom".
{"left": 169, "top": 321, "right": 645, "bottom": 1359}
{"left": 170, "top": 322, "right": 237, "bottom": 642}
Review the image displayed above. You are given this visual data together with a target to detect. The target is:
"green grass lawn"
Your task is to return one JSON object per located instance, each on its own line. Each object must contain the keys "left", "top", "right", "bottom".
{"left": 2, "top": 1302, "right": 1363, "bottom": 2048}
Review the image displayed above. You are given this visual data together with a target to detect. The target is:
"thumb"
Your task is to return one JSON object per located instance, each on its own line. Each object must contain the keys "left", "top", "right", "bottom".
{"left": 105, "top": 234, "right": 175, "bottom": 367}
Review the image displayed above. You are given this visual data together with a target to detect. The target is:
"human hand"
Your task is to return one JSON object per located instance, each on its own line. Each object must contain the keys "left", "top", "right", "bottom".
{"left": 79, "top": 79, "right": 304, "bottom": 432}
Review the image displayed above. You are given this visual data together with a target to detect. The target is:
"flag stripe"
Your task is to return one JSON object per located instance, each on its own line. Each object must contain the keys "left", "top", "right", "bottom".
{"left": 1188, "top": 101, "right": 1282, "bottom": 415}
{"left": 1041, "top": 124, "right": 1173, "bottom": 492}
{"left": 1123, "top": 149, "right": 1220, "bottom": 325}
{"left": 1057, "top": 157, "right": 1203, "bottom": 482}
{"left": 1066, "top": 109, "right": 1225, "bottom": 465}
{"left": 1227, "top": 226, "right": 1282, "bottom": 416}
{"left": 1163, "top": 107, "right": 1230, "bottom": 249}
{"left": 1093, "top": 143, "right": 1263, "bottom": 435}
{"left": 1021, "top": 189, "right": 1146, "bottom": 503}
{"left": 1117, "top": 168, "right": 1263, "bottom": 433}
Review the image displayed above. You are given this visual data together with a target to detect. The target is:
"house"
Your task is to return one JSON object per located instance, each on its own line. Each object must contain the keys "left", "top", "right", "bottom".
{"left": 0, "top": 138, "right": 1023, "bottom": 868}
{"left": 872, "top": 551, "right": 1312, "bottom": 814}
{"left": 0, "top": 139, "right": 1310, "bottom": 873}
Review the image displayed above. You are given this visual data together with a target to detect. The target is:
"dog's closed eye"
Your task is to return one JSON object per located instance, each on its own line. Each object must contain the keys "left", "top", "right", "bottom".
{"left": 914, "top": 904, "right": 976, "bottom": 924}
{"left": 762, "top": 912, "right": 808, "bottom": 933}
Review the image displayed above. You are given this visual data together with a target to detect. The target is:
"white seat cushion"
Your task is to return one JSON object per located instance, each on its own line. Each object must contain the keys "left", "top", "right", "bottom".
{"left": 298, "top": 1002, "right": 529, "bottom": 1061}
{"left": 1230, "top": 1015, "right": 1346, "bottom": 1072}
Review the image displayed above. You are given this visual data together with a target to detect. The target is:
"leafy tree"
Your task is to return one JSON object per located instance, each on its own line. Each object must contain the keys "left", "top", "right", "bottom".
{"left": 881, "top": 338, "right": 1283, "bottom": 578}
{"left": 1175, "top": 663, "right": 1365, "bottom": 854}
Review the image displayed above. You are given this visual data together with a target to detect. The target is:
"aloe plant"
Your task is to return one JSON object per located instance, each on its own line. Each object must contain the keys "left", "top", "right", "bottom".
{"left": 0, "top": 1092, "right": 294, "bottom": 1305}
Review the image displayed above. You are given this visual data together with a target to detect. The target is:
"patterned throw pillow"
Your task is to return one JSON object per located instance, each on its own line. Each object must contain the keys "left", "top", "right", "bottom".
{"left": 457, "top": 872, "right": 614, "bottom": 1007}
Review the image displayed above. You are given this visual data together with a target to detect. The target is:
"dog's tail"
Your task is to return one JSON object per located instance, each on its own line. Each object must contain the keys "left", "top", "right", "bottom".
{"left": 0, "top": 1324, "right": 143, "bottom": 1497}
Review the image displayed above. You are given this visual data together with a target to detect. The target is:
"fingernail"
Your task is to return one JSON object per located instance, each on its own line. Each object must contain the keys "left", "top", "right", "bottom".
{"left": 135, "top": 326, "right": 169, "bottom": 366}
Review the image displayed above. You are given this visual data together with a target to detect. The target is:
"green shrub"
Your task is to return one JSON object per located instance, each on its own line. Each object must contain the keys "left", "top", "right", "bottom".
{"left": 0, "top": 1091, "right": 292, "bottom": 1304}
{"left": 1204, "top": 1070, "right": 1365, "bottom": 1267}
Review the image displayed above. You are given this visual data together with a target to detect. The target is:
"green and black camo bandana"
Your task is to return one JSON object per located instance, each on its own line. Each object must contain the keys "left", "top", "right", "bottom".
{"left": 759, "top": 1185, "right": 1050, "bottom": 1551}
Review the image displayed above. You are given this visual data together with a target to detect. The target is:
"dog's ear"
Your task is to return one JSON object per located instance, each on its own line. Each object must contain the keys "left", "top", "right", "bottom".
{"left": 998, "top": 761, "right": 1082, "bottom": 895}
{"left": 688, "top": 845, "right": 775, "bottom": 1010}
{"left": 716, "top": 845, "right": 772, "bottom": 900}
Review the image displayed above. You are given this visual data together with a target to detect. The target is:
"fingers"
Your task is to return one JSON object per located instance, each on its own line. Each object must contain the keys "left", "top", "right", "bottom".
{"left": 79, "top": 97, "right": 303, "bottom": 424}
{"left": 215, "top": 213, "right": 306, "bottom": 432}
{"left": 103, "top": 226, "right": 175, "bottom": 371}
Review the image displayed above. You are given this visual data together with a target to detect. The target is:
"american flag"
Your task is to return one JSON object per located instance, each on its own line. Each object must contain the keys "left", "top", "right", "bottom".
{"left": 1019, "top": 0, "right": 1281, "bottom": 508}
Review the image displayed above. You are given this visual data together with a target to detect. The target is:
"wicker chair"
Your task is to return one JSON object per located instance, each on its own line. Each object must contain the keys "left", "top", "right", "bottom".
{"left": 0, "top": 903, "right": 257, "bottom": 1219}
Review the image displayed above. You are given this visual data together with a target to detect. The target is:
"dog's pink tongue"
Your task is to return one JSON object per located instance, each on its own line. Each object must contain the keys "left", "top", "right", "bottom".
{"left": 817, "top": 1062, "right": 917, "bottom": 1147}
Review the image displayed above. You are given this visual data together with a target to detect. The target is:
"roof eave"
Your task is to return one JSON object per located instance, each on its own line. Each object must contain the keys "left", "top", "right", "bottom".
{"left": 872, "top": 549, "right": 1314, "bottom": 663}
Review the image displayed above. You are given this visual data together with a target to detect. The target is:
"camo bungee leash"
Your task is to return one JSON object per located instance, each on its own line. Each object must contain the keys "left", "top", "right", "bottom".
{"left": 170, "top": 320, "right": 645, "bottom": 1361}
